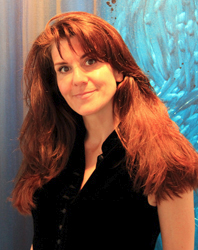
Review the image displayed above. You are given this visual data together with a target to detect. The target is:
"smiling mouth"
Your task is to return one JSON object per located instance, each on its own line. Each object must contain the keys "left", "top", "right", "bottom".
{"left": 74, "top": 90, "right": 96, "bottom": 99}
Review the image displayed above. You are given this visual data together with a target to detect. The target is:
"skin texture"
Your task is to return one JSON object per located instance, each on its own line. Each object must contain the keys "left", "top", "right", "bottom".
{"left": 52, "top": 37, "right": 123, "bottom": 118}
{"left": 157, "top": 190, "right": 195, "bottom": 250}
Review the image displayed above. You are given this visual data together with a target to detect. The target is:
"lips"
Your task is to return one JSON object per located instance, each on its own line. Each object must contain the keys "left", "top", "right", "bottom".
{"left": 74, "top": 90, "right": 96, "bottom": 99}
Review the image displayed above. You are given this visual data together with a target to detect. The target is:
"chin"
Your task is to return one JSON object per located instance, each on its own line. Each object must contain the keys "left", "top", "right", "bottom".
{"left": 76, "top": 108, "right": 100, "bottom": 117}
{"left": 78, "top": 111, "right": 97, "bottom": 117}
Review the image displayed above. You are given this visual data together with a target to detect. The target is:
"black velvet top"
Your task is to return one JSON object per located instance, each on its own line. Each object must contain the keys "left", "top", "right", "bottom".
{"left": 32, "top": 130, "right": 160, "bottom": 250}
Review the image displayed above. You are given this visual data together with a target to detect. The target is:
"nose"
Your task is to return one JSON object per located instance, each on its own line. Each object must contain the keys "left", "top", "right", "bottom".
{"left": 72, "top": 66, "right": 88, "bottom": 86}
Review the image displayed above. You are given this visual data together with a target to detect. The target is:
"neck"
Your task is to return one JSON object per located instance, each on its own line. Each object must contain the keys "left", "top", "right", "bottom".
{"left": 83, "top": 111, "right": 118, "bottom": 149}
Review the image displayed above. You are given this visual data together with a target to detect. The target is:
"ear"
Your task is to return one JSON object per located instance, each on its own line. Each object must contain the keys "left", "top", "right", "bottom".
{"left": 114, "top": 71, "right": 124, "bottom": 83}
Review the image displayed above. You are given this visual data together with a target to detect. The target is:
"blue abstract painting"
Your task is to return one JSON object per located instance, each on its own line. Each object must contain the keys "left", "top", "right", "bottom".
{"left": 98, "top": 0, "right": 198, "bottom": 249}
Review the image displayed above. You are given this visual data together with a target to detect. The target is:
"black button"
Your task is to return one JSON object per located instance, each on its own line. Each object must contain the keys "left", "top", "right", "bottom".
{"left": 63, "top": 195, "right": 70, "bottom": 200}
{"left": 69, "top": 185, "right": 76, "bottom": 189}
{"left": 73, "top": 171, "right": 80, "bottom": 176}
{"left": 61, "top": 208, "right": 67, "bottom": 214}
{"left": 57, "top": 239, "right": 61, "bottom": 245}
{"left": 98, "top": 154, "right": 104, "bottom": 161}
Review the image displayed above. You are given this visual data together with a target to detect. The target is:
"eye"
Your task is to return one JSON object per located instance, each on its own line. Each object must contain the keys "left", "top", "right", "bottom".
{"left": 58, "top": 66, "right": 70, "bottom": 73}
{"left": 85, "top": 58, "right": 97, "bottom": 66}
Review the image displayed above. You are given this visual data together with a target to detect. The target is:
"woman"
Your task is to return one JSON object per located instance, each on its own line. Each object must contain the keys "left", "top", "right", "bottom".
{"left": 12, "top": 12, "right": 198, "bottom": 250}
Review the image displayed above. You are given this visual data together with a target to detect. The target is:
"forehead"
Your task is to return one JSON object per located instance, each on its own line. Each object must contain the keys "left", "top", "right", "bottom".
{"left": 51, "top": 37, "right": 84, "bottom": 63}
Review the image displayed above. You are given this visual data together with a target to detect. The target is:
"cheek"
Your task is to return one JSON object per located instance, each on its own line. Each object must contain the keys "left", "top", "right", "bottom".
{"left": 57, "top": 81, "right": 74, "bottom": 108}
{"left": 57, "top": 80, "right": 70, "bottom": 98}
{"left": 94, "top": 68, "right": 117, "bottom": 89}
{"left": 99, "top": 74, "right": 117, "bottom": 94}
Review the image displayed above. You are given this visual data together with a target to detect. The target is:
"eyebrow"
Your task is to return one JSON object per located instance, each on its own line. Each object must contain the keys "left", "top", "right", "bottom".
{"left": 54, "top": 53, "right": 91, "bottom": 66}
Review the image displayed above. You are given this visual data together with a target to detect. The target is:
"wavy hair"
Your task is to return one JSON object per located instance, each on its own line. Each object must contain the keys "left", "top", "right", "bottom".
{"left": 12, "top": 12, "right": 198, "bottom": 214}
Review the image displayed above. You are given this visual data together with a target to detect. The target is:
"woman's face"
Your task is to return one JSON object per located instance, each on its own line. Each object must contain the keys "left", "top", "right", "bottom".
{"left": 51, "top": 37, "right": 123, "bottom": 118}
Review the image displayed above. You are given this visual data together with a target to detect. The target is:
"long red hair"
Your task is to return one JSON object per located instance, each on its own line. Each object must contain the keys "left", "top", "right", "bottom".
{"left": 12, "top": 12, "right": 198, "bottom": 214}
